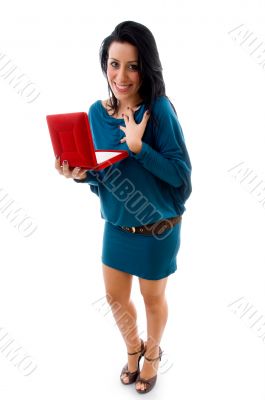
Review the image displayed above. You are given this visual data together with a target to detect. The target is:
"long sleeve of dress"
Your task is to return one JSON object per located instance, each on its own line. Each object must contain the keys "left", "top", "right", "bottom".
{"left": 131, "top": 108, "right": 192, "bottom": 202}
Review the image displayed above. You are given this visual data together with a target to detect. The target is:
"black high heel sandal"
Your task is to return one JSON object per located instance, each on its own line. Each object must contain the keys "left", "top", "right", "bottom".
{"left": 135, "top": 346, "right": 163, "bottom": 394}
{"left": 120, "top": 339, "right": 146, "bottom": 385}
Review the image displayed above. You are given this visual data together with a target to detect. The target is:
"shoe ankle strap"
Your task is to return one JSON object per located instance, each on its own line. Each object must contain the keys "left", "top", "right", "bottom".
{"left": 144, "top": 347, "right": 163, "bottom": 362}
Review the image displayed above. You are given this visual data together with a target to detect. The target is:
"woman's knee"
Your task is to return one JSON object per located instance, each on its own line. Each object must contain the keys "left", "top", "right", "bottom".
{"left": 139, "top": 277, "right": 168, "bottom": 307}
{"left": 141, "top": 292, "right": 166, "bottom": 309}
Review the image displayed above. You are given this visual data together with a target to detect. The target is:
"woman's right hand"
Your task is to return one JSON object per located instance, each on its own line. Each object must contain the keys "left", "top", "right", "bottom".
{"left": 55, "top": 156, "right": 88, "bottom": 180}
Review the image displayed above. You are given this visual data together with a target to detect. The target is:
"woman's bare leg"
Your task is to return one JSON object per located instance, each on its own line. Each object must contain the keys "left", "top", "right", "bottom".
{"left": 102, "top": 263, "right": 142, "bottom": 383}
{"left": 136, "top": 276, "right": 168, "bottom": 391}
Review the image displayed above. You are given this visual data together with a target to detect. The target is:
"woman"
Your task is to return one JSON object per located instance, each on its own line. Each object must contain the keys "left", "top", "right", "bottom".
{"left": 55, "top": 20, "right": 192, "bottom": 394}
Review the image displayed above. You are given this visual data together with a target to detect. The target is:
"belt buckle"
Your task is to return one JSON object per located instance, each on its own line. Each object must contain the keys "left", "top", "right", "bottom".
{"left": 121, "top": 226, "right": 136, "bottom": 233}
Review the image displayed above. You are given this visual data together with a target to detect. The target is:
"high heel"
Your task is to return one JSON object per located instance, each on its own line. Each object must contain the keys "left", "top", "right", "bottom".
{"left": 135, "top": 346, "right": 163, "bottom": 394}
{"left": 120, "top": 339, "right": 146, "bottom": 385}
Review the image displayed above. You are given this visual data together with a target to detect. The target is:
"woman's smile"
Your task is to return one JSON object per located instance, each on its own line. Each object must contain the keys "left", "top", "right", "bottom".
{"left": 114, "top": 82, "right": 132, "bottom": 93}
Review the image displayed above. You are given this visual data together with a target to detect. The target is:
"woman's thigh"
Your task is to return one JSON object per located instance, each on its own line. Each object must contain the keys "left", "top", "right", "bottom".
{"left": 102, "top": 263, "right": 133, "bottom": 303}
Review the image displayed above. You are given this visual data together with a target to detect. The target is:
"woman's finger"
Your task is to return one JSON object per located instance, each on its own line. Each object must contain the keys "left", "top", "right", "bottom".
{"left": 62, "top": 160, "right": 72, "bottom": 177}
{"left": 140, "top": 110, "right": 150, "bottom": 126}
{"left": 122, "top": 113, "right": 129, "bottom": 123}
{"left": 126, "top": 107, "right": 134, "bottom": 120}
{"left": 72, "top": 167, "right": 85, "bottom": 177}
{"left": 72, "top": 168, "right": 87, "bottom": 180}
{"left": 72, "top": 167, "right": 81, "bottom": 178}
{"left": 55, "top": 156, "right": 63, "bottom": 174}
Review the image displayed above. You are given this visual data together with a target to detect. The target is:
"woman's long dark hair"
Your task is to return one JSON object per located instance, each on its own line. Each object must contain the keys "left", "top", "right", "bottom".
{"left": 99, "top": 20, "right": 177, "bottom": 128}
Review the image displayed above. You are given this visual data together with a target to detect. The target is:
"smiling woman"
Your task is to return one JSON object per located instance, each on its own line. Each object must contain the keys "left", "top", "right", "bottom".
{"left": 70, "top": 20, "right": 192, "bottom": 394}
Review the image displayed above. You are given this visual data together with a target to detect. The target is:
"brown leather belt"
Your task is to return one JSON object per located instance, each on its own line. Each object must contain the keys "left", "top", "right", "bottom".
{"left": 120, "top": 215, "right": 182, "bottom": 235}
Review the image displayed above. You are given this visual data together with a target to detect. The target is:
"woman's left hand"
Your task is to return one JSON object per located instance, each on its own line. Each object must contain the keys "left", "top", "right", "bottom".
{"left": 119, "top": 106, "right": 150, "bottom": 153}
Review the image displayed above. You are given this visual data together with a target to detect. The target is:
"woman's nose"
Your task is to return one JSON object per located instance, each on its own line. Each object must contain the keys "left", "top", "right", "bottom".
{"left": 116, "top": 67, "right": 128, "bottom": 82}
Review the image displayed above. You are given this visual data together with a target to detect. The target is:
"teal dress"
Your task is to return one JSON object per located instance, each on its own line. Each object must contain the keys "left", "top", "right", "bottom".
{"left": 74, "top": 96, "right": 192, "bottom": 280}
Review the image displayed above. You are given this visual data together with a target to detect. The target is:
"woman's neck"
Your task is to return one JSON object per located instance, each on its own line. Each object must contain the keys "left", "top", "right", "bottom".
{"left": 117, "top": 95, "right": 143, "bottom": 110}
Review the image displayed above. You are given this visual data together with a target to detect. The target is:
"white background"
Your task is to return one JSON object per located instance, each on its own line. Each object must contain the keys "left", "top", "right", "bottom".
{"left": 0, "top": 0, "right": 265, "bottom": 398}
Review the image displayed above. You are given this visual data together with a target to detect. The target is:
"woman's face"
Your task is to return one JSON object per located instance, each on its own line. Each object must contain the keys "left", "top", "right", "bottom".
{"left": 106, "top": 41, "right": 142, "bottom": 104}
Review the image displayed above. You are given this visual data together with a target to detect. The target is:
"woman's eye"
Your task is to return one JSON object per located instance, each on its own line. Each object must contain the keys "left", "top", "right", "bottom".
{"left": 110, "top": 62, "right": 138, "bottom": 70}
{"left": 130, "top": 64, "right": 138, "bottom": 70}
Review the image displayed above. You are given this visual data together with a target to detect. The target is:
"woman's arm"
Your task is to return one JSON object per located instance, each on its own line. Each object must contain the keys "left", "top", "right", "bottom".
{"left": 131, "top": 109, "right": 192, "bottom": 191}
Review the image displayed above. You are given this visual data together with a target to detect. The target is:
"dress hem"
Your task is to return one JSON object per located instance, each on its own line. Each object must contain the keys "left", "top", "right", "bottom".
{"left": 101, "top": 256, "right": 177, "bottom": 281}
